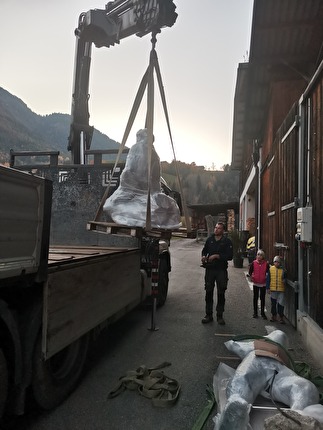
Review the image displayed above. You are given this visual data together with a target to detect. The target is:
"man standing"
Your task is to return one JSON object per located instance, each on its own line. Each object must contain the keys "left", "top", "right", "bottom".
{"left": 201, "top": 222, "right": 233, "bottom": 324}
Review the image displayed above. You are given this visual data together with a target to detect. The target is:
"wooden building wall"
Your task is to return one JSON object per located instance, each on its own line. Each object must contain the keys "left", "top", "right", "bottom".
{"left": 232, "top": 1, "right": 323, "bottom": 329}
{"left": 260, "top": 91, "right": 300, "bottom": 326}
{"left": 261, "top": 85, "right": 300, "bottom": 272}
{"left": 309, "top": 75, "right": 323, "bottom": 326}
{"left": 259, "top": 72, "right": 323, "bottom": 327}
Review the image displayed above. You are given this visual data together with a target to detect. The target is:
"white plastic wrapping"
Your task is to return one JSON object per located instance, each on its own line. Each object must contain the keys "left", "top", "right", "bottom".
{"left": 213, "top": 330, "right": 320, "bottom": 430}
{"left": 270, "top": 367, "right": 320, "bottom": 410}
{"left": 298, "top": 404, "right": 323, "bottom": 423}
{"left": 213, "top": 363, "right": 253, "bottom": 430}
{"left": 103, "top": 129, "right": 181, "bottom": 229}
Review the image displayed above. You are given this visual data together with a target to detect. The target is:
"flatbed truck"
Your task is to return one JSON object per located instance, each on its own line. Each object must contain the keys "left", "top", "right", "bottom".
{"left": 0, "top": 0, "right": 179, "bottom": 417}
{"left": 0, "top": 157, "right": 172, "bottom": 417}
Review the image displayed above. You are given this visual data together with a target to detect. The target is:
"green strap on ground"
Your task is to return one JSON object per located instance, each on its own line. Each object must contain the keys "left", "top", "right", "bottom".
{"left": 191, "top": 385, "right": 216, "bottom": 430}
{"left": 107, "top": 362, "right": 180, "bottom": 407}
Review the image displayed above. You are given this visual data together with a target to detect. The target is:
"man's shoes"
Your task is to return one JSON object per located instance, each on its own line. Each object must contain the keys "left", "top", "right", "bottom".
{"left": 261, "top": 313, "right": 267, "bottom": 320}
{"left": 202, "top": 315, "right": 213, "bottom": 324}
{"left": 217, "top": 315, "right": 225, "bottom": 325}
{"left": 253, "top": 313, "right": 258, "bottom": 318}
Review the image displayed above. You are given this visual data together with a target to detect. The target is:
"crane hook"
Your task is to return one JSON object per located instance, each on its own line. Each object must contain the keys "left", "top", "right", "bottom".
{"left": 151, "top": 29, "right": 161, "bottom": 50}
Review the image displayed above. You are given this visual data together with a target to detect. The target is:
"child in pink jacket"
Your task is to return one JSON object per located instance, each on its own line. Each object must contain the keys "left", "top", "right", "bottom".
{"left": 248, "top": 249, "right": 270, "bottom": 319}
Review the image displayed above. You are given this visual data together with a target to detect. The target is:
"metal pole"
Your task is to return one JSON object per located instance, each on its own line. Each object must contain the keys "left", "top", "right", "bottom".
{"left": 148, "top": 239, "right": 159, "bottom": 331}
{"left": 148, "top": 296, "right": 159, "bottom": 331}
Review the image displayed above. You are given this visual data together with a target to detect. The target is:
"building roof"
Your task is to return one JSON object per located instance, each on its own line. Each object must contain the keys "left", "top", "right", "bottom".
{"left": 231, "top": 0, "right": 323, "bottom": 170}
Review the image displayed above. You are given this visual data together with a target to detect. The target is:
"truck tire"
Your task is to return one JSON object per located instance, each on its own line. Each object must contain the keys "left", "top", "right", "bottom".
{"left": 31, "top": 332, "right": 89, "bottom": 410}
{"left": 0, "top": 349, "right": 8, "bottom": 418}
{"left": 157, "top": 257, "right": 169, "bottom": 307}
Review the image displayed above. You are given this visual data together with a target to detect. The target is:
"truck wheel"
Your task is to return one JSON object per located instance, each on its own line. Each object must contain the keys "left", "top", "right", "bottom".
{"left": 157, "top": 258, "right": 169, "bottom": 307}
{"left": 31, "top": 332, "right": 89, "bottom": 410}
{"left": 0, "top": 349, "right": 8, "bottom": 418}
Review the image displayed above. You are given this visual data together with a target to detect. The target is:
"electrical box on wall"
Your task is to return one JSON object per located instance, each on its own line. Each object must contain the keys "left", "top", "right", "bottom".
{"left": 296, "top": 207, "right": 312, "bottom": 242}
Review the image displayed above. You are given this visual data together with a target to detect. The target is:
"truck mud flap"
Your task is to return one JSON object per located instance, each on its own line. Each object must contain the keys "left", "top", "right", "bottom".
{"left": 0, "top": 349, "right": 8, "bottom": 418}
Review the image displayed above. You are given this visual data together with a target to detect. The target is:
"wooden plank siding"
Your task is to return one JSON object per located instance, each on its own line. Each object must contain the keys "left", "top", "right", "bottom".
{"left": 309, "top": 76, "right": 323, "bottom": 326}
{"left": 260, "top": 71, "right": 323, "bottom": 326}
{"left": 261, "top": 103, "right": 299, "bottom": 326}
{"left": 261, "top": 103, "right": 298, "bottom": 270}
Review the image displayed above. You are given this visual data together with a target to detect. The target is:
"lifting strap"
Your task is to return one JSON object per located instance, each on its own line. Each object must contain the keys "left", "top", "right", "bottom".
{"left": 94, "top": 33, "right": 191, "bottom": 234}
{"left": 151, "top": 39, "right": 191, "bottom": 233}
{"left": 107, "top": 362, "right": 180, "bottom": 407}
{"left": 93, "top": 64, "right": 150, "bottom": 222}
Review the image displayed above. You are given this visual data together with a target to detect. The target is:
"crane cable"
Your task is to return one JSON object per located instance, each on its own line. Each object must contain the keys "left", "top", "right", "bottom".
{"left": 94, "top": 32, "right": 191, "bottom": 234}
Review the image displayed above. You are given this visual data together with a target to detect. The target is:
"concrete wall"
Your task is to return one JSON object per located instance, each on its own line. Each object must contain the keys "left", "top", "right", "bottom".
{"left": 297, "top": 310, "right": 323, "bottom": 369}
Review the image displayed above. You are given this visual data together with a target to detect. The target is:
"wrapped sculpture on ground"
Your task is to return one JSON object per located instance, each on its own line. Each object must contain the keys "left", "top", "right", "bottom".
{"left": 213, "top": 330, "right": 322, "bottom": 430}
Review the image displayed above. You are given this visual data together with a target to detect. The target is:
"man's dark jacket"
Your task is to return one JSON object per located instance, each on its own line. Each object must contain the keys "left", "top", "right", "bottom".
{"left": 202, "top": 234, "right": 233, "bottom": 270}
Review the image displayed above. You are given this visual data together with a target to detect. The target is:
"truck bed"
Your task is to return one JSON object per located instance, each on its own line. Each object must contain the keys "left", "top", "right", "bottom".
{"left": 43, "top": 246, "right": 143, "bottom": 359}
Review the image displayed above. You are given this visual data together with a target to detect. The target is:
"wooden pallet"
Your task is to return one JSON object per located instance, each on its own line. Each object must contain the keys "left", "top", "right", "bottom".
{"left": 87, "top": 221, "right": 140, "bottom": 237}
{"left": 171, "top": 228, "right": 197, "bottom": 239}
{"left": 87, "top": 221, "right": 172, "bottom": 240}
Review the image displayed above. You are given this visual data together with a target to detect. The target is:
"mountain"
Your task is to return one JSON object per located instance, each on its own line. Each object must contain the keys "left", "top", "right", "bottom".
{"left": 0, "top": 87, "right": 120, "bottom": 164}
{"left": 0, "top": 87, "right": 239, "bottom": 205}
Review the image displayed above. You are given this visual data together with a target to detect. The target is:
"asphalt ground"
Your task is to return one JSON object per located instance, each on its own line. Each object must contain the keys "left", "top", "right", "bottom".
{"left": 5, "top": 238, "right": 323, "bottom": 430}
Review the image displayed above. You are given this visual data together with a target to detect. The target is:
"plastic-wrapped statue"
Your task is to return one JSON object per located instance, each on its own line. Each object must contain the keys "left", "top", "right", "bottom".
{"left": 103, "top": 129, "right": 181, "bottom": 229}
{"left": 213, "top": 330, "right": 321, "bottom": 430}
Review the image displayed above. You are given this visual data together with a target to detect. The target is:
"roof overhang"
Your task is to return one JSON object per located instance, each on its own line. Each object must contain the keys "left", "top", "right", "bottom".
{"left": 231, "top": 0, "right": 323, "bottom": 170}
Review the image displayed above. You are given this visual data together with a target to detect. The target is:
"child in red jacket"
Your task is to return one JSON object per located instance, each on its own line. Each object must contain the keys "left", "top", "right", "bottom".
{"left": 248, "top": 249, "right": 270, "bottom": 319}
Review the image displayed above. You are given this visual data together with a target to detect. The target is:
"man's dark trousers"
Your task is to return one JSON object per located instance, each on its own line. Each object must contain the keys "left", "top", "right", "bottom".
{"left": 204, "top": 267, "right": 228, "bottom": 317}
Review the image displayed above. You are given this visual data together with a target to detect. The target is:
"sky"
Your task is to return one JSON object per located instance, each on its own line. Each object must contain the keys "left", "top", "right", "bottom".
{"left": 1, "top": 0, "right": 253, "bottom": 170}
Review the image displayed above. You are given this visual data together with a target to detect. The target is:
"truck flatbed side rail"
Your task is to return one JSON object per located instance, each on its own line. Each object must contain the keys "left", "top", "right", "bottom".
{"left": 48, "top": 245, "right": 139, "bottom": 266}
